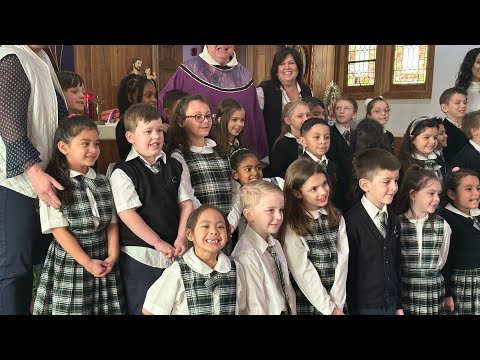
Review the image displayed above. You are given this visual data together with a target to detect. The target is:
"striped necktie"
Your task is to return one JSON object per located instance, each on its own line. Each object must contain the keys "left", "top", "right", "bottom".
{"left": 343, "top": 129, "right": 350, "bottom": 142}
{"left": 377, "top": 211, "right": 387, "bottom": 238}
{"left": 266, "top": 246, "right": 292, "bottom": 315}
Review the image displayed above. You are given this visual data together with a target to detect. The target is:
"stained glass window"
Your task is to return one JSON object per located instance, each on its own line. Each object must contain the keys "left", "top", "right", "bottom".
{"left": 347, "top": 45, "right": 377, "bottom": 86}
{"left": 393, "top": 45, "right": 428, "bottom": 84}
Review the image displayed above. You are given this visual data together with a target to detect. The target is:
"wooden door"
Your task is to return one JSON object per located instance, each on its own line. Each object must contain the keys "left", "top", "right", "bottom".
{"left": 153, "top": 45, "right": 183, "bottom": 91}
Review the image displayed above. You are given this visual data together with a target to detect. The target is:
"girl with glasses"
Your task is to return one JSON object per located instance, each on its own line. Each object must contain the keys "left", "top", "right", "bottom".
{"left": 365, "top": 96, "right": 395, "bottom": 154}
{"left": 166, "top": 94, "right": 236, "bottom": 254}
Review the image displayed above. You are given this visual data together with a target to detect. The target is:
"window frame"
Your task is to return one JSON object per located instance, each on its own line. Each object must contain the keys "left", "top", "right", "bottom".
{"left": 335, "top": 45, "right": 435, "bottom": 100}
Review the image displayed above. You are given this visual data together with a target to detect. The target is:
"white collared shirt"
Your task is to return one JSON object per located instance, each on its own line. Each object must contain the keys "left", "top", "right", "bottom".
{"left": 40, "top": 167, "right": 117, "bottom": 234}
{"left": 412, "top": 152, "right": 438, "bottom": 161}
{"left": 467, "top": 81, "right": 480, "bottom": 114}
{"left": 256, "top": 82, "right": 303, "bottom": 110}
{"left": 142, "top": 247, "right": 246, "bottom": 315}
{"left": 283, "top": 208, "right": 348, "bottom": 314}
{"left": 469, "top": 139, "right": 480, "bottom": 154}
{"left": 361, "top": 195, "right": 388, "bottom": 231}
{"left": 445, "top": 203, "right": 480, "bottom": 218}
{"left": 335, "top": 123, "right": 350, "bottom": 138}
{"left": 304, "top": 150, "right": 329, "bottom": 165}
{"left": 110, "top": 146, "right": 188, "bottom": 268}
{"left": 403, "top": 213, "right": 451, "bottom": 270}
{"left": 232, "top": 225, "right": 297, "bottom": 315}
{"left": 445, "top": 117, "right": 462, "bottom": 129}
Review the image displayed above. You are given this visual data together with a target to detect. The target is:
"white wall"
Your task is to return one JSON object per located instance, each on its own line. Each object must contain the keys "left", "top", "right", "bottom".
{"left": 183, "top": 45, "right": 202, "bottom": 62}
{"left": 354, "top": 45, "right": 480, "bottom": 136}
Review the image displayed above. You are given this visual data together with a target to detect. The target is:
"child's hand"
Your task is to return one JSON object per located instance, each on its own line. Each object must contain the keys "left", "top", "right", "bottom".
{"left": 331, "top": 307, "right": 344, "bottom": 315}
{"left": 102, "top": 255, "right": 118, "bottom": 276}
{"left": 444, "top": 296, "right": 454, "bottom": 312}
{"left": 173, "top": 238, "right": 187, "bottom": 257}
{"left": 154, "top": 240, "right": 176, "bottom": 260}
{"left": 395, "top": 309, "right": 404, "bottom": 315}
{"left": 84, "top": 258, "right": 110, "bottom": 277}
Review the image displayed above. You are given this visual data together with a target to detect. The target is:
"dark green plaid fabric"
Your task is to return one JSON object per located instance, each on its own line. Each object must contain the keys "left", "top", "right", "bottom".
{"left": 181, "top": 150, "right": 232, "bottom": 215}
{"left": 399, "top": 214, "right": 445, "bottom": 315}
{"left": 451, "top": 268, "right": 480, "bottom": 315}
{"left": 293, "top": 213, "right": 339, "bottom": 315}
{"left": 178, "top": 257, "right": 237, "bottom": 315}
{"left": 33, "top": 174, "right": 125, "bottom": 315}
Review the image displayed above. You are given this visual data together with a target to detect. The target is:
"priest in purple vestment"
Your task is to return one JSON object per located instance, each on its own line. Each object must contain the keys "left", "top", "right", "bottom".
{"left": 157, "top": 45, "right": 268, "bottom": 158}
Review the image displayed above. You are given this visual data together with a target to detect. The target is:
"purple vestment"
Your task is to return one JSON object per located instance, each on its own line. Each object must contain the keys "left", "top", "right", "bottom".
{"left": 158, "top": 56, "right": 268, "bottom": 158}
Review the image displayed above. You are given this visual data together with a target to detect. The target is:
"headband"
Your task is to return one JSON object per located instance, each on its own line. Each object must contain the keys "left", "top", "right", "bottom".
{"left": 364, "top": 95, "right": 384, "bottom": 109}
{"left": 230, "top": 147, "right": 250, "bottom": 158}
{"left": 409, "top": 116, "right": 431, "bottom": 137}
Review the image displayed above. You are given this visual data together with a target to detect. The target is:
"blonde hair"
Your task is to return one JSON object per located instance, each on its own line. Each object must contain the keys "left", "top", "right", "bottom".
{"left": 462, "top": 110, "right": 480, "bottom": 139}
{"left": 240, "top": 179, "right": 284, "bottom": 212}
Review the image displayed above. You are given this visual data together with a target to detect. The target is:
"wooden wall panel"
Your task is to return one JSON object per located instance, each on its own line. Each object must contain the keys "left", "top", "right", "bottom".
{"left": 74, "top": 45, "right": 153, "bottom": 112}
{"left": 244, "top": 45, "right": 281, "bottom": 85}
{"left": 312, "top": 45, "right": 336, "bottom": 100}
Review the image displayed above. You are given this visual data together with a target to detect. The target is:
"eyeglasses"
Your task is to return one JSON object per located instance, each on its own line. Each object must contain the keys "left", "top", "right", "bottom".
{"left": 185, "top": 114, "right": 213, "bottom": 122}
{"left": 372, "top": 109, "right": 391, "bottom": 115}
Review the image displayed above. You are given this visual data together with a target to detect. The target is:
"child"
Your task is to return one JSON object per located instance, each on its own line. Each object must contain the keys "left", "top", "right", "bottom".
{"left": 278, "top": 158, "right": 348, "bottom": 315}
{"left": 350, "top": 118, "right": 391, "bottom": 156}
{"left": 440, "top": 87, "right": 468, "bottom": 166}
{"left": 232, "top": 180, "right": 296, "bottom": 315}
{"left": 166, "top": 94, "right": 236, "bottom": 247}
{"left": 57, "top": 71, "right": 85, "bottom": 115}
{"left": 33, "top": 115, "right": 124, "bottom": 315}
{"left": 110, "top": 103, "right": 193, "bottom": 315}
{"left": 440, "top": 167, "right": 480, "bottom": 314}
{"left": 267, "top": 100, "right": 310, "bottom": 178}
{"left": 303, "top": 96, "right": 326, "bottom": 119}
{"left": 327, "top": 96, "right": 357, "bottom": 213}
{"left": 433, "top": 117, "right": 448, "bottom": 172}
{"left": 230, "top": 147, "right": 285, "bottom": 243}
{"left": 142, "top": 205, "right": 246, "bottom": 315}
{"left": 116, "top": 74, "right": 158, "bottom": 160}
{"left": 344, "top": 148, "right": 403, "bottom": 315}
{"left": 396, "top": 164, "right": 453, "bottom": 315}
{"left": 454, "top": 110, "right": 480, "bottom": 175}
{"left": 162, "top": 88, "right": 188, "bottom": 133}
{"left": 300, "top": 117, "right": 343, "bottom": 211}
{"left": 210, "top": 98, "right": 247, "bottom": 158}
{"left": 365, "top": 96, "right": 395, "bottom": 154}
{"left": 398, "top": 116, "right": 443, "bottom": 182}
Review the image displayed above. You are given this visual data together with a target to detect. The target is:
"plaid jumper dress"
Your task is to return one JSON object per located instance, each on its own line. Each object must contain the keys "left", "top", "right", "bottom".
{"left": 33, "top": 174, "right": 125, "bottom": 315}
{"left": 399, "top": 214, "right": 445, "bottom": 315}
{"left": 177, "top": 257, "right": 237, "bottom": 315}
{"left": 293, "top": 214, "right": 339, "bottom": 315}
{"left": 182, "top": 150, "right": 232, "bottom": 215}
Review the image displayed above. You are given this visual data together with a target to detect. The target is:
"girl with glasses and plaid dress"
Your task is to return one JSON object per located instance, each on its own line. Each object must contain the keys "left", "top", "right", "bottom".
{"left": 166, "top": 94, "right": 236, "bottom": 253}
{"left": 33, "top": 116, "right": 124, "bottom": 314}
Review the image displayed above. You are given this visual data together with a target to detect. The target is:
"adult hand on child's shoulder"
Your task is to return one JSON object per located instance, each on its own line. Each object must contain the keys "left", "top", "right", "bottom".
{"left": 173, "top": 238, "right": 187, "bottom": 257}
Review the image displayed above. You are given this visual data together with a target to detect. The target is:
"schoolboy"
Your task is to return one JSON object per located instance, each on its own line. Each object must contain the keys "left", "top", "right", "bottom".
{"left": 440, "top": 87, "right": 468, "bottom": 166}
{"left": 110, "top": 103, "right": 193, "bottom": 314}
{"left": 344, "top": 148, "right": 403, "bottom": 315}
{"left": 454, "top": 110, "right": 480, "bottom": 175}
{"left": 232, "top": 180, "right": 296, "bottom": 315}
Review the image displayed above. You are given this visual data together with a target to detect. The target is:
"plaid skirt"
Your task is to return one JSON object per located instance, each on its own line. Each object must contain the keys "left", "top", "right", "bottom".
{"left": 401, "top": 269, "right": 445, "bottom": 315}
{"left": 451, "top": 267, "right": 480, "bottom": 315}
{"left": 33, "top": 235, "right": 125, "bottom": 315}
